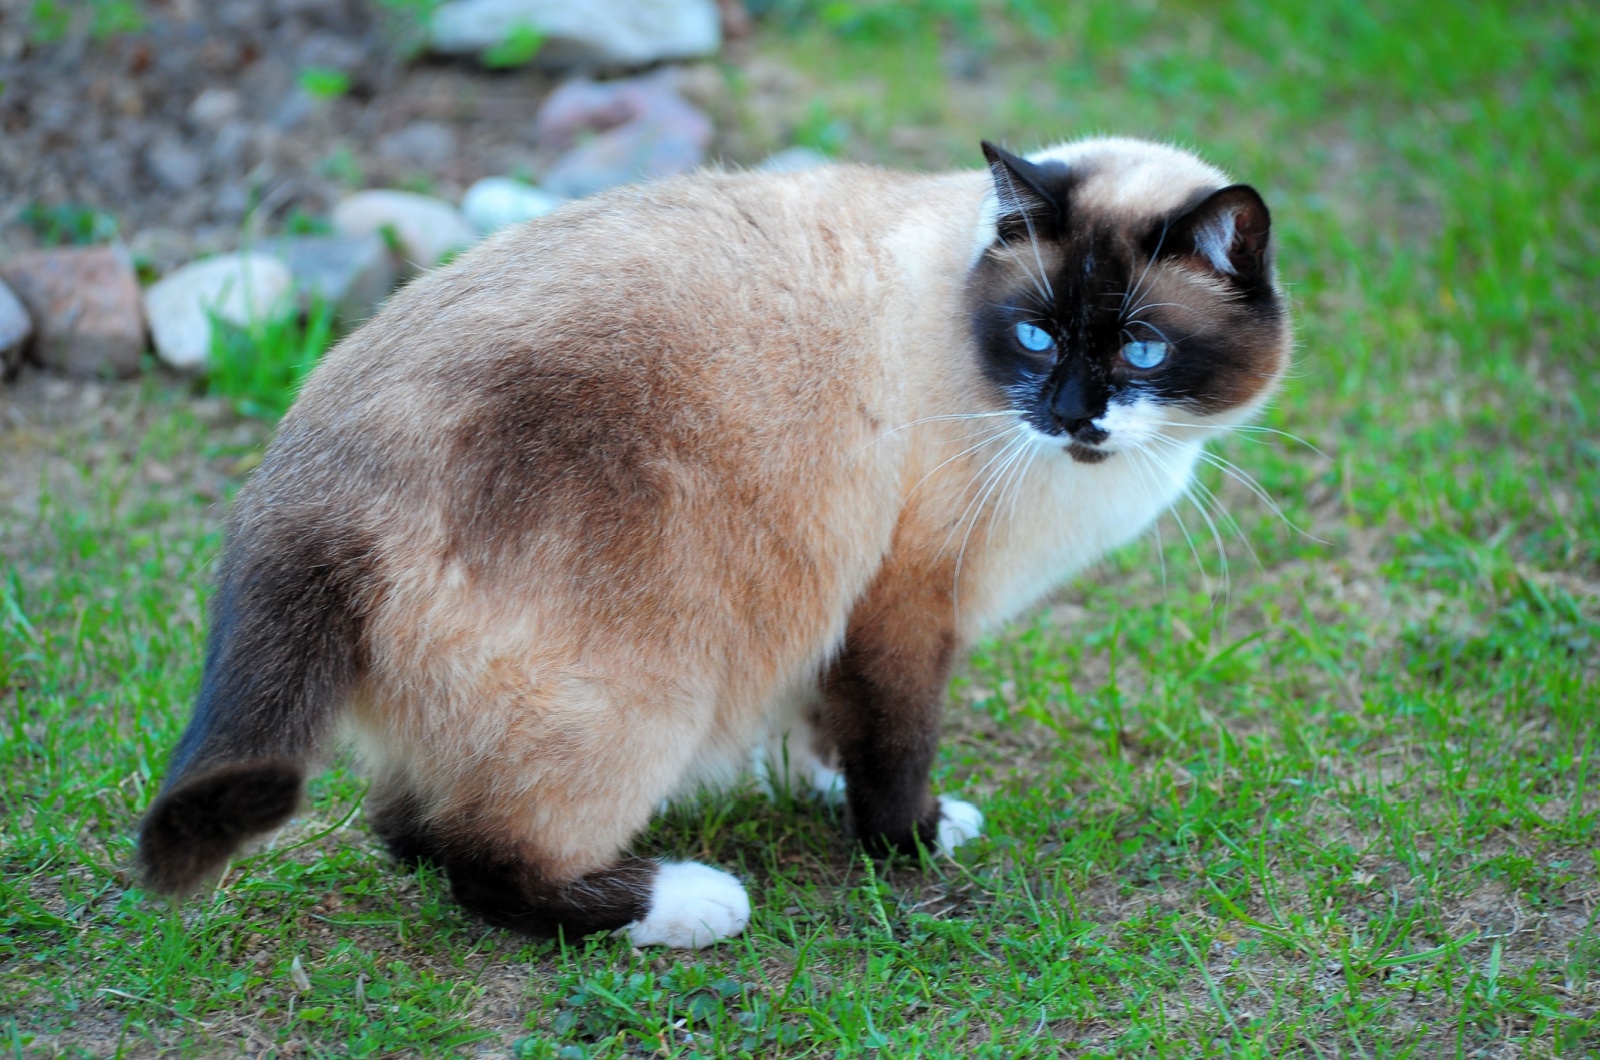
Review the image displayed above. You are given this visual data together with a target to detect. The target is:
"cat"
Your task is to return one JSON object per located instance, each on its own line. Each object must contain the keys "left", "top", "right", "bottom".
{"left": 138, "top": 137, "right": 1290, "bottom": 948}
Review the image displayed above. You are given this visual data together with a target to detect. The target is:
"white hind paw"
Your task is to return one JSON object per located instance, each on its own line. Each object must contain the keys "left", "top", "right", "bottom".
{"left": 622, "top": 862, "right": 750, "bottom": 949}
{"left": 934, "top": 797, "right": 984, "bottom": 857}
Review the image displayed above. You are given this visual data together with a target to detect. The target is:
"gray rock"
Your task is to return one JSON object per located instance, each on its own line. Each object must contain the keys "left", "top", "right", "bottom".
{"left": 145, "top": 134, "right": 208, "bottom": 191}
{"left": 536, "top": 72, "right": 713, "bottom": 198}
{"left": 258, "top": 234, "right": 398, "bottom": 324}
{"left": 144, "top": 253, "right": 295, "bottom": 372}
{"left": 331, "top": 190, "right": 478, "bottom": 271}
{"left": 430, "top": 0, "right": 721, "bottom": 70}
{"left": 270, "top": 89, "right": 315, "bottom": 131}
{"left": 378, "top": 121, "right": 461, "bottom": 169}
{"left": 188, "top": 87, "right": 243, "bottom": 130}
{"left": 0, "top": 278, "right": 31, "bottom": 379}
{"left": 757, "top": 146, "right": 831, "bottom": 173}
{"left": 461, "top": 178, "right": 566, "bottom": 234}
{"left": 0, "top": 246, "right": 146, "bottom": 378}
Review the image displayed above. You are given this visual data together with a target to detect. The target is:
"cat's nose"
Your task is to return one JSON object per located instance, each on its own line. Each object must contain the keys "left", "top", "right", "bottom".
{"left": 1048, "top": 375, "right": 1108, "bottom": 443}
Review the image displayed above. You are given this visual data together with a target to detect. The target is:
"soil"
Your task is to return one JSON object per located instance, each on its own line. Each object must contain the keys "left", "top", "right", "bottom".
{"left": 0, "top": 0, "right": 755, "bottom": 272}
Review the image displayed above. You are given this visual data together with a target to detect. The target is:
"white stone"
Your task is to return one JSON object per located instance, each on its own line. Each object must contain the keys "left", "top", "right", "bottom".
{"left": 0, "top": 277, "right": 31, "bottom": 377}
{"left": 622, "top": 862, "right": 750, "bottom": 949}
{"left": 331, "top": 190, "right": 477, "bottom": 271}
{"left": 430, "top": 0, "right": 721, "bottom": 70}
{"left": 461, "top": 177, "right": 566, "bottom": 234}
{"left": 143, "top": 253, "right": 294, "bottom": 372}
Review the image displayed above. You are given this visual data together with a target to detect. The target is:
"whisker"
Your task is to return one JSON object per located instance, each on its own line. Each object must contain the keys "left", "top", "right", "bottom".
{"left": 879, "top": 410, "right": 1018, "bottom": 437}
{"left": 1124, "top": 217, "right": 1171, "bottom": 316}
{"left": 1126, "top": 300, "right": 1200, "bottom": 316}
{"left": 1141, "top": 443, "right": 1210, "bottom": 594}
{"left": 902, "top": 421, "right": 1021, "bottom": 499}
{"left": 1122, "top": 319, "right": 1177, "bottom": 346}
{"left": 1160, "top": 420, "right": 1331, "bottom": 461}
{"left": 951, "top": 435, "right": 1036, "bottom": 608}
{"left": 1149, "top": 434, "right": 1329, "bottom": 547}
{"left": 997, "top": 171, "right": 1056, "bottom": 304}
{"left": 1126, "top": 448, "right": 1169, "bottom": 597}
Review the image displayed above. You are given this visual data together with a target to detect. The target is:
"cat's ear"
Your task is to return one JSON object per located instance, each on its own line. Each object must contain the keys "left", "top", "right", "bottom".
{"left": 981, "top": 141, "right": 1063, "bottom": 235}
{"left": 1162, "top": 184, "right": 1272, "bottom": 285}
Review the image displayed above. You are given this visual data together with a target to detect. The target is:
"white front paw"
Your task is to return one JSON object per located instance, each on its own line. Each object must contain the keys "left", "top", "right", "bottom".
{"left": 934, "top": 797, "right": 984, "bottom": 856}
{"left": 622, "top": 862, "right": 751, "bottom": 949}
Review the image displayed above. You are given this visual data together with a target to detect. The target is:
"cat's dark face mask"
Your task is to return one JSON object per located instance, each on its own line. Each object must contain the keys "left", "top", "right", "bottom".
{"left": 967, "top": 141, "right": 1289, "bottom": 465}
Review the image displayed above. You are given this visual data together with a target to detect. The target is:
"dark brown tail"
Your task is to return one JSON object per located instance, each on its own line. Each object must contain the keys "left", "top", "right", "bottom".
{"left": 139, "top": 524, "right": 374, "bottom": 893}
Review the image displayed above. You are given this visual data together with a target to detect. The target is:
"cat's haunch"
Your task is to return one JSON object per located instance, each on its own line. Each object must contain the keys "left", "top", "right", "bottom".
{"left": 139, "top": 137, "right": 1290, "bottom": 947}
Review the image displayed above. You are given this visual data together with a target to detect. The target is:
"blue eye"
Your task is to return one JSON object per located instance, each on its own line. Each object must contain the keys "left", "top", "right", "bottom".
{"left": 1122, "top": 340, "right": 1168, "bottom": 369}
{"left": 1014, "top": 321, "right": 1056, "bottom": 353}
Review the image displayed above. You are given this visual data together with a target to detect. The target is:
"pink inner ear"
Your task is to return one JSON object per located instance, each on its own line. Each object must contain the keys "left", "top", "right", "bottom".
{"left": 1193, "top": 195, "right": 1269, "bottom": 278}
{"left": 1194, "top": 211, "right": 1243, "bottom": 276}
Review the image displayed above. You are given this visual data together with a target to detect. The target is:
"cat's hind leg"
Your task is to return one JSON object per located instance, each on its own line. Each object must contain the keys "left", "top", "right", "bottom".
{"left": 368, "top": 781, "right": 750, "bottom": 947}
{"left": 361, "top": 675, "right": 751, "bottom": 948}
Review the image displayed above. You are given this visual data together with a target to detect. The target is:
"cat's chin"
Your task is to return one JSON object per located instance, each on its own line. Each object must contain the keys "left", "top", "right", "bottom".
{"left": 1066, "top": 442, "right": 1112, "bottom": 465}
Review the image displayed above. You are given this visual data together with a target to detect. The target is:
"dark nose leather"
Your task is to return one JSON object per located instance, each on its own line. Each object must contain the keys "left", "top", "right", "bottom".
{"left": 1049, "top": 374, "right": 1107, "bottom": 442}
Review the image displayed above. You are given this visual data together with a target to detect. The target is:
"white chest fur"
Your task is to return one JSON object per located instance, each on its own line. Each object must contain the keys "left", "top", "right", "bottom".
{"left": 957, "top": 435, "right": 1202, "bottom": 636}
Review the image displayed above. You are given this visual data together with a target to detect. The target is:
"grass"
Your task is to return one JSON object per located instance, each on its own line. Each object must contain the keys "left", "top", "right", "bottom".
{"left": 3, "top": 0, "right": 1598, "bottom": 1054}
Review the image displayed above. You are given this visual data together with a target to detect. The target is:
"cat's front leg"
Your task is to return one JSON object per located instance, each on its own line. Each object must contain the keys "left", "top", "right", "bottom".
{"left": 823, "top": 569, "right": 984, "bottom": 858}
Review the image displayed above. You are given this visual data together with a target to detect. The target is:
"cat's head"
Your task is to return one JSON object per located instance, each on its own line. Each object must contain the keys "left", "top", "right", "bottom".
{"left": 968, "top": 138, "right": 1291, "bottom": 464}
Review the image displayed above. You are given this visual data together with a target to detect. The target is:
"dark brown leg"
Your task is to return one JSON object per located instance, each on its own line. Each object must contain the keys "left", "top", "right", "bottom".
{"left": 824, "top": 563, "right": 958, "bottom": 856}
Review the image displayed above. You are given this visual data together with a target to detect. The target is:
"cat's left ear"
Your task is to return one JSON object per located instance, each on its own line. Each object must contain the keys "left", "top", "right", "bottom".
{"left": 981, "top": 141, "right": 1063, "bottom": 235}
{"left": 1162, "top": 184, "right": 1272, "bottom": 285}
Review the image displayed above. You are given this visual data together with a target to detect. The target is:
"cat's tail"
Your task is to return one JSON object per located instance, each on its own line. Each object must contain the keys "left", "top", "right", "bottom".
{"left": 138, "top": 524, "right": 375, "bottom": 893}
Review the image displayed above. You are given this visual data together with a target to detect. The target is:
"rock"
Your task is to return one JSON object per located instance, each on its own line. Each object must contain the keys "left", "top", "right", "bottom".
{"left": 536, "top": 72, "right": 713, "bottom": 198}
{"left": 143, "top": 253, "right": 295, "bottom": 372}
{"left": 331, "top": 190, "right": 478, "bottom": 271}
{"left": 430, "top": 0, "right": 721, "bottom": 70}
{"left": 188, "top": 87, "right": 243, "bottom": 130}
{"left": 757, "top": 146, "right": 830, "bottom": 173}
{"left": 258, "top": 234, "right": 398, "bottom": 324}
{"left": 0, "top": 247, "right": 146, "bottom": 378}
{"left": 128, "top": 227, "right": 201, "bottom": 278}
{"left": 461, "top": 178, "right": 566, "bottom": 234}
{"left": 377, "top": 121, "right": 460, "bottom": 169}
{"left": 0, "top": 278, "right": 31, "bottom": 379}
{"left": 145, "top": 134, "right": 208, "bottom": 191}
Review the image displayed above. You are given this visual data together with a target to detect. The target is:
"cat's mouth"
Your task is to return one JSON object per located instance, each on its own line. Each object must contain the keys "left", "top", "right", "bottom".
{"left": 1066, "top": 441, "right": 1112, "bottom": 464}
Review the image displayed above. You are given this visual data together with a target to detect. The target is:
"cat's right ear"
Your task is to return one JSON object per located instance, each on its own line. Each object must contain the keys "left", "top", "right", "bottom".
{"left": 981, "top": 141, "right": 1062, "bottom": 238}
{"left": 1160, "top": 184, "right": 1273, "bottom": 287}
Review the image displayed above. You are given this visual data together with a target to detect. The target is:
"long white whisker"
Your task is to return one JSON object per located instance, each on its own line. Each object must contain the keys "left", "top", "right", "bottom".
{"left": 1123, "top": 319, "right": 1177, "bottom": 346}
{"left": 1139, "top": 440, "right": 1210, "bottom": 594}
{"left": 879, "top": 410, "right": 1018, "bottom": 438}
{"left": 937, "top": 428, "right": 1030, "bottom": 559}
{"left": 1187, "top": 445, "right": 1326, "bottom": 545}
{"left": 1126, "top": 301, "right": 1200, "bottom": 316}
{"left": 1184, "top": 481, "right": 1232, "bottom": 609}
{"left": 950, "top": 435, "right": 1035, "bottom": 609}
{"left": 1001, "top": 439, "right": 1043, "bottom": 537}
{"left": 1124, "top": 217, "right": 1171, "bottom": 316}
{"left": 1183, "top": 470, "right": 1261, "bottom": 573}
{"left": 1160, "top": 420, "right": 1331, "bottom": 461}
{"left": 1126, "top": 448, "right": 1169, "bottom": 597}
{"left": 903, "top": 421, "right": 1022, "bottom": 499}
{"left": 996, "top": 236, "right": 1053, "bottom": 310}
{"left": 992, "top": 164, "right": 1055, "bottom": 304}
